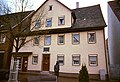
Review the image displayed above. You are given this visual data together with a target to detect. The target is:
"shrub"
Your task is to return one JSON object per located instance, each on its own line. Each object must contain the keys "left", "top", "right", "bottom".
{"left": 78, "top": 64, "right": 89, "bottom": 82}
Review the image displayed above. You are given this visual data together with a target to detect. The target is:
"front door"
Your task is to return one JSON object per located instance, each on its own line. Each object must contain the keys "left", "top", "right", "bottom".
{"left": 22, "top": 57, "right": 28, "bottom": 72}
{"left": 42, "top": 54, "right": 50, "bottom": 71}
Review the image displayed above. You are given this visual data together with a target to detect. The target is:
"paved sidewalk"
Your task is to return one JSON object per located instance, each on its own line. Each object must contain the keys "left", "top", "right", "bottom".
{"left": 18, "top": 72, "right": 118, "bottom": 82}
{"left": 58, "top": 77, "right": 118, "bottom": 82}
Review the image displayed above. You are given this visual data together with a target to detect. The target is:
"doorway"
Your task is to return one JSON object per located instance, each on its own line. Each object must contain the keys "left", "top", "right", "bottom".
{"left": 17, "top": 56, "right": 28, "bottom": 72}
{"left": 42, "top": 54, "right": 50, "bottom": 71}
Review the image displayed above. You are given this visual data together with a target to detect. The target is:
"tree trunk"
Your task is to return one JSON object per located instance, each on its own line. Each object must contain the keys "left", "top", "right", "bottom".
{"left": 2, "top": 51, "right": 12, "bottom": 70}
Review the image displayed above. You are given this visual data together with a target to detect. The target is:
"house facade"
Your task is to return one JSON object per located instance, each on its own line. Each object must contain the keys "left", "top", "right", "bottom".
{"left": 14, "top": 0, "right": 107, "bottom": 79}
{"left": 108, "top": 1, "right": 120, "bottom": 79}
{"left": 0, "top": 11, "right": 32, "bottom": 70}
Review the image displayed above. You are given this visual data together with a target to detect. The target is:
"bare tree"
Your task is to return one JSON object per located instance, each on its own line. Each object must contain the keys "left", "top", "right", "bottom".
{"left": 0, "top": 0, "right": 11, "bottom": 15}
{"left": 0, "top": 0, "right": 48, "bottom": 81}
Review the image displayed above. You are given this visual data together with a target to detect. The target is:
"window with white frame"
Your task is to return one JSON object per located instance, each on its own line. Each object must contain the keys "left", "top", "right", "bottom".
{"left": 33, "top": 36, "right": 39, "bottom": 45}
{"left": 72, "top": 33, "right": 80, "bottom": 44}
{"left": 57, "top": 55, "right": 64, "bottom": 66}
{"left": 0, "top": 34, "right": 6, "bottom": 43}
{"left": 72, "top": 54, "right": 80, "bottom": 66}
{"left": 45, "top": 35, "right": 51, "bottom": 45}
{"left": 58, "top": 34, "right": 64, "bottom": 44}
{"left": 58, "top": 16, "right": 65, "bottom": 25}
{"left": 88, "top": 32, "right": 96, "bottom": 43}
{"left": 46, "top": 18, "right": 52, "bottom": 27}
{"left": 32, "top": 55, "right": 38, "bottom": 65}
{"left": 35, "top": 20, "right": 41, "bottom": 28}
{"left": 89, "top": 55, "right": 98, "bottom": 66}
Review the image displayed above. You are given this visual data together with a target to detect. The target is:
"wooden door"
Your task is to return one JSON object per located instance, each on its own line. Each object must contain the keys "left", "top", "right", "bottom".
{"left": 42, "top": 54, "right": 50, "bottom": 71}
{"left": 22, "top": 57, "right": 28, "bottom": 72}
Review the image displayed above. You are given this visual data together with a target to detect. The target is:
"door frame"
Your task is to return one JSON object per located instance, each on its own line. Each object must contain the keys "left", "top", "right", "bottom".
{"left": 16, "top": 56, "right": 28, "bottom": 72}
{"left": 22, "top": 56, "right": 28, "bottom": 72}
{"left": 42, "top": 54, "right": 50, "bottom": 71}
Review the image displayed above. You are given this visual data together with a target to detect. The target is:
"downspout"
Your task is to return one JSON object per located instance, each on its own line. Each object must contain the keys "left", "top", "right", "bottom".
{"left": 103, "top": 29, "right": 109, "bottom": 80}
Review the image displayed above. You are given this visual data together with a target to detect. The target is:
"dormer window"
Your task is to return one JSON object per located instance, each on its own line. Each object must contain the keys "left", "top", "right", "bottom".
{"left": 49, "top": 5, "right": 52, "bottom": 11}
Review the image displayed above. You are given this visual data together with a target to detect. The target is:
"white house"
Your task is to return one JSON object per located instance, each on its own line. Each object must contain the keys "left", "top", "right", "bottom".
{"left": 15, "top": 0, "right": 108, "bottom": 79}
{"left": 108, "top": 1, "right": 120, "bottom": 79}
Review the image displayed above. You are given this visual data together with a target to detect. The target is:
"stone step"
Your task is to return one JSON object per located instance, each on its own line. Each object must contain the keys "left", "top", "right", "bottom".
{"left": 40, "top": 71, "right": 50, "bottom": 75}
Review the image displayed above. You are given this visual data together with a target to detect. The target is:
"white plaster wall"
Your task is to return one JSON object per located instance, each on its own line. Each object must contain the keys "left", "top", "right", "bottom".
{"left": 18, "top": 36, "right": 44, "bottom": 71}
{"left": 17, "top": 0, "right": 106, "bottom": 74}
{"left": 31, "top": 0, "right": 73, "bottom": 30}
{"left": 19, "top": 30, "right": 106, "bottom": 74}
{"left": 49, "top": 30, "right": 107, "bottom": 74}
{"left": 108, "top": 5, "right": 120, "bottom": 65}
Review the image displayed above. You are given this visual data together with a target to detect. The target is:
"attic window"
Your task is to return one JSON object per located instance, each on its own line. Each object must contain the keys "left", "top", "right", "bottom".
{"left": 35, "top": 20, "right": 41, "bottom": 28}
{"left": 58, "top": 16, "right": 65, "bottom": 25}
{"left": 49, "top": 5, "right": 52, "bottom": 11}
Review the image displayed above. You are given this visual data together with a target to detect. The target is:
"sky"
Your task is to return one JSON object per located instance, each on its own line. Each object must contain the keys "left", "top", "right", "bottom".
{"left": 7, "top": 0, "right": 114, "bottom": 38}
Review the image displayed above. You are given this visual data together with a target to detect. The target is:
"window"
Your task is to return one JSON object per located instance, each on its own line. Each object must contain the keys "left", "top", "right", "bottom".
{"left": 35, "top": 20, "right": 41, "bottom": 28}
{"left": 32, "top": 55, "right": 38, "bottom": 65}
{"left": 49, "top": 5, "right": 52, "bottom": 11}
{"left": 19, "top": 37, "right": 25, "bottom": 46}
{"left": 45, "top": 35, "right": 51, "bottom": 45}
{"left": 46, "top": 18, "right": 52, "bottom": 27}
{"left": 72, "top": 54, "right": 80, "bottom": 66}
{"left": 88, "top": 32, "right": 96, "bottom": 43}
{"left": 72, "top": 33, "right": 80, "bottom": 44}
{"left": 58, "top": 16, "right": 65, "bottom": 25}
{"left": 33, "top": 36, "right": 39, "bottom": 45}
{"left": 43, "top": 47, "right": 50, "bottom": 52}
{"left": 57, "top": 55, "right": 64, "bottom": 66}
{"left": 58, "top": 34, "right": 64, "bottom": 44}
{"left": 89, "top": 55, "right": 98, "bottom": 66}
{"left": 0, "top": 34, "right": 6, "bottom": 43}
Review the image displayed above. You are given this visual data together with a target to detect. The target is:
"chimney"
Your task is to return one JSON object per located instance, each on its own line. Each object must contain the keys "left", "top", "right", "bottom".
{"left": 76, "top": 2, "right": 79, "bottom": 8}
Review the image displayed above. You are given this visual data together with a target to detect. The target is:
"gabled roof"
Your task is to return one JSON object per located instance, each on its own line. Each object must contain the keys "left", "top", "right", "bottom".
{"left": 32, "top": 0, "right": 71, "bottom": 15}
{"left": 108, "top": 1, "right": 120, "bottom": 21}
{"left": 0, "top": 11, "right": 34, "bottom": 31}
{"left": 72, "top": 4, "right": 107, "bottom": 29}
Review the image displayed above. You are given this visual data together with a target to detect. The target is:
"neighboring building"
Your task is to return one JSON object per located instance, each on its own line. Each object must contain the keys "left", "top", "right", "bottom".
{"left": 0, "top": 11, "right": 33, "bottom": 69}
{"left": 108, "top": 1, "right": 120, "bottom": 79}
{"left": 16, "top": 0, "right": 108, "bottom": 79}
